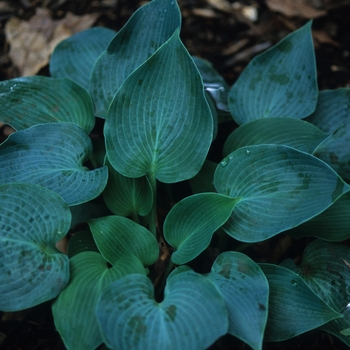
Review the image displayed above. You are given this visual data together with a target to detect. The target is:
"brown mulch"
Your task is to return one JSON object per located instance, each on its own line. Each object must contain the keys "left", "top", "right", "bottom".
{"left": 0, "top": 0, "right": 350, "bottom": 349}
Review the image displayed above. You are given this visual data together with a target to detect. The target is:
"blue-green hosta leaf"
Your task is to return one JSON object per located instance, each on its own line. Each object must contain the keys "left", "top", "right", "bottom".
{"left": 0, "top": 123, "right": 108, "bottom": 206}
{"left": 223, "top": 117, "right": 330, "bottom": 156}
{"left": 50, "top": 27, "right": 116, "bottom": 90}
{"left": 0, "top": 76, "right": 95, "bottom": 133}
{"left": 105, "top": 31, "right": 213, "bottom": 183}
{"left": 260, "top": 264, "right": 341, "bottom": 342}
{"left": 0, "top": 183, "right": 70, "bottom": 311}
{"left": 214, "top": 144, "right": 350, "bottom": 242}
{"left": 307, "top": 88, "right": 350, "bottom": 180}
{"left": 96, "top": 268, "right": 228, "bottom": 350}
{"left": 208, "top": 252, "right": 268, "bottom": 350}
{"left": 189, "top": 159, "right": 217, "bottom": 194}
{"left": 52, "top": 252, "right": 146, "bottom": 350}
{"left": 192, "top": 56, "right": 230, "bottom": 113}
{"left": 288, "top": 192, "right": 350, "bottom": 241}
{"left": 67, "top": 230, "right": 99, "bottom": 258}
{"left": 228, "top": 21, "right": 317, "bottom": 125}
{"left": 164, "top": 193, "right": 238, "bottom": 265}
{"left": 103, "top": 158, "right": 153, "bottom": 217}
{"left": 281, "top": 240, "right": 350, "bottom": 346}
{"left": 88, "top": 216, "right": 159, "bottom": 266}
{"left": 90, "top": 0, "right": 181, "bottom": 117}
{"left": 205, "top": 91, "right": 218, "bottom": 140}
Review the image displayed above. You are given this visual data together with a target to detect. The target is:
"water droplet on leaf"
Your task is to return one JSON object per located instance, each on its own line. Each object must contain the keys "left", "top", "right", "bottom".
{"left": 220, "top": 159, "right": 228, "bottom": 167}
{"left": 291, "top": 280, "right": 298, "bottom": 287}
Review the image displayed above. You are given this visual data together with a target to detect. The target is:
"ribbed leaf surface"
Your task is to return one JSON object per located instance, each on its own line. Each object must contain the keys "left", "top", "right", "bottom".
{"left": 208, "top": 252, "right": 268, "bottom": 350}
{"left": 0, "top": 76, "right": 95, "bottom": 133}
{"left": 105, "top": 31, "right": 213, "bottom": 183}
{"left": 214, "top": 144, "right": 350, "bottom": 242}
{"left": 164, "top": 193, "right": 237, "bottom": 264}
{"left": 0, "top": 123, "right": 108, "bottom": 206}
{"left": 228, "top": 21, "right": 317, "bottom": 124}
{"left": 50, "top": 27, "right": 116, "bottom": 90}
{"left": 261, "top": 264, "right": 341, "bottom": 341}
{"left": 88, "top": 216, "right": 159, "bottom": 267}
{"left": 223, "top": 117, "right": 330, "bottom": 156}
{"left": 96, "top": 268, "right": 228, "bottom": 350}
{"left": 52, "top": 252, "right": 146, "bottom": 350}
{"left": 0, "top": 183, "right": 70, "bottom": 311}
{"left": 281, "top": 240, "right": 350, "bottom": 347}
{"left": 90, "top": 0, "right": 181, "bottom": 117}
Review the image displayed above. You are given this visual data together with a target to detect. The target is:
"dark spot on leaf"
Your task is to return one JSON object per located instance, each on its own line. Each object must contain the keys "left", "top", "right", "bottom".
{"left": 258, "top": 303, "right": 266, "bottom": 311}
{"left": 277, "top": 40, "right": 293, "bottom": 53}
{"left": 218, "top": 263, "right": 231, "bottom": 279}
{"left": 267, "top": 73, "right": 290, "bottom": 85}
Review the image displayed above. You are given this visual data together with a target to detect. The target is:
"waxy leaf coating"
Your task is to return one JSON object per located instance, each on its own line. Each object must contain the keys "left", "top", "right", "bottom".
{"left": 50, "top": 27, "right": 116, "bottom": 90}
{"left": 88, "top": 216, "right": 159, "bottom": 267}
{"left": 105, "top": 31, "right": 213, "bottom": 183}
{"left": 228, "top": 21, "right": 317, "bottom": 124}
{"left": 282, "top": 240, "right": 350, "bottom": 346}
{"left": 90, "top": 0, "right": 181, "bottom": 117}
{"left": 261, "top": 263, "right": 341, "bottom": 341}
{"left": 223, "top": 117, "right": 330, "bottom": 156}
{"left": 0, "top": 122, "right": 108, "bottom": 206}
{"left": 0, "top": 183, "right": 70, "bottom": 311}
{"left": 208, "top": 252, "right": 269, "bottom": 350}
{"left": 96, "top": 268, "right": 228, "bottom": 350}
{"left": 0, "top": 76, "right": 95, "bottom": 133}
{"left": 214, "top": 144, "right": 349, "bottom": 242}
{"left": 52, "top": 252, "right": 146, "bottom": 350}
{"left": 164, "top": 193, "right": 237, "bottom": 264}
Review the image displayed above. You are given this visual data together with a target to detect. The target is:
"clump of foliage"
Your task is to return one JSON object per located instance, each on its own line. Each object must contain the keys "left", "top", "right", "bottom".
{"left": 1, "top": 0, "right": 350, "bottom": 349}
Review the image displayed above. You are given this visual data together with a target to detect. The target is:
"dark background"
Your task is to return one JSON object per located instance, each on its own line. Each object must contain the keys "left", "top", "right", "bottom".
{"left": 0, "top": 0, "right": 350, "bottom": 349}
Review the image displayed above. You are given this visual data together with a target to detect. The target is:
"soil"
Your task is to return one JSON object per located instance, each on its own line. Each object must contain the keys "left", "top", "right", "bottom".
{"left": 0, "top": 0, "right": 350, "bottom": 349}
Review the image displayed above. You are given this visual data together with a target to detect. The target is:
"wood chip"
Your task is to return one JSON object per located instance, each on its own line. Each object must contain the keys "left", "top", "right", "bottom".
{"left": 5, "top": 8, "right": 99, "bottom": 76}
{"left": 266, "top": 0, "right": 327, "bottom": 19}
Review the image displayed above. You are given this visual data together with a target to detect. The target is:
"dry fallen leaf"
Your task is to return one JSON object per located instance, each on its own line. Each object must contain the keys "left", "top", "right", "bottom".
{"left": 266, "top": 0, "right": 327, "bottom": 19}
{"left": 5, "top": 8, "right": 99, "bottom": 76}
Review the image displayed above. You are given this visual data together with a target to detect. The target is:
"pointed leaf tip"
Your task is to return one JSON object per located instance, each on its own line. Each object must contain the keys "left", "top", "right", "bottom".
{"left": 105, "top": 31, "right": 213, "bottom": 183}
{"left": 228, "top": 21, "right": 317, "bottom": 124}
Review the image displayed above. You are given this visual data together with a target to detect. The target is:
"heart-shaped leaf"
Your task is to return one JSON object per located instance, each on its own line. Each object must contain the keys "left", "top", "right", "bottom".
{"left": 50, "top": 27, "right": 116, "bottom": 90}
{"left": 281, "top": 240, "right": 350, "bottom": 346}
{"left": 103, "top": 158, "right": 153, "bottom": 217}
{"left": 260, "top": 263, "right": 342, "bottom": 342}
{"left": 164, "top": 193, "right": 238, "bottom": 264}
{"left": 288, "top": 192, "right": 350, "bottom": 241}
{"left": 214, "top": 144, "right": 350, "bottom": 242}
{"left": 228, "top": 21, "right": 317, "bottom": 124}
{"left": 223, "top": 117, "right": 330, "bottom": 156}
{"left": 0, "top": 122, "right": 108, "bottom": 206}
{"left": 96, "top": 268, "right": 228, "bottom": 350}
{"left": 0, "top": 76, "right": 95, "bottom": 133}
{"left": 52, "top": 252, "right": 146, "bottom": 350}
{"left": 208, "top": 252, "right": 269, "bottom": 350}
{"left": 307, "top": 88, "right": 350, "bottom": 180}
{"left": 88, "top": 216, "right": 159, "bottom": 266}
{"left": 0, "top": 183, "right": 70, "bottom": 311}
{"left": 90, "top": 0, "right": 181, "bottom": 117}
{"left": 105, "top": 31, "right": 213, "bottom": 183}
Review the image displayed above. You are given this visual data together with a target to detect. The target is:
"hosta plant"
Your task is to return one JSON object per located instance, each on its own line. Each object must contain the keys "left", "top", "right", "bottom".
{"left": 1, "top": 0, "right": 350, "bottom": 349}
